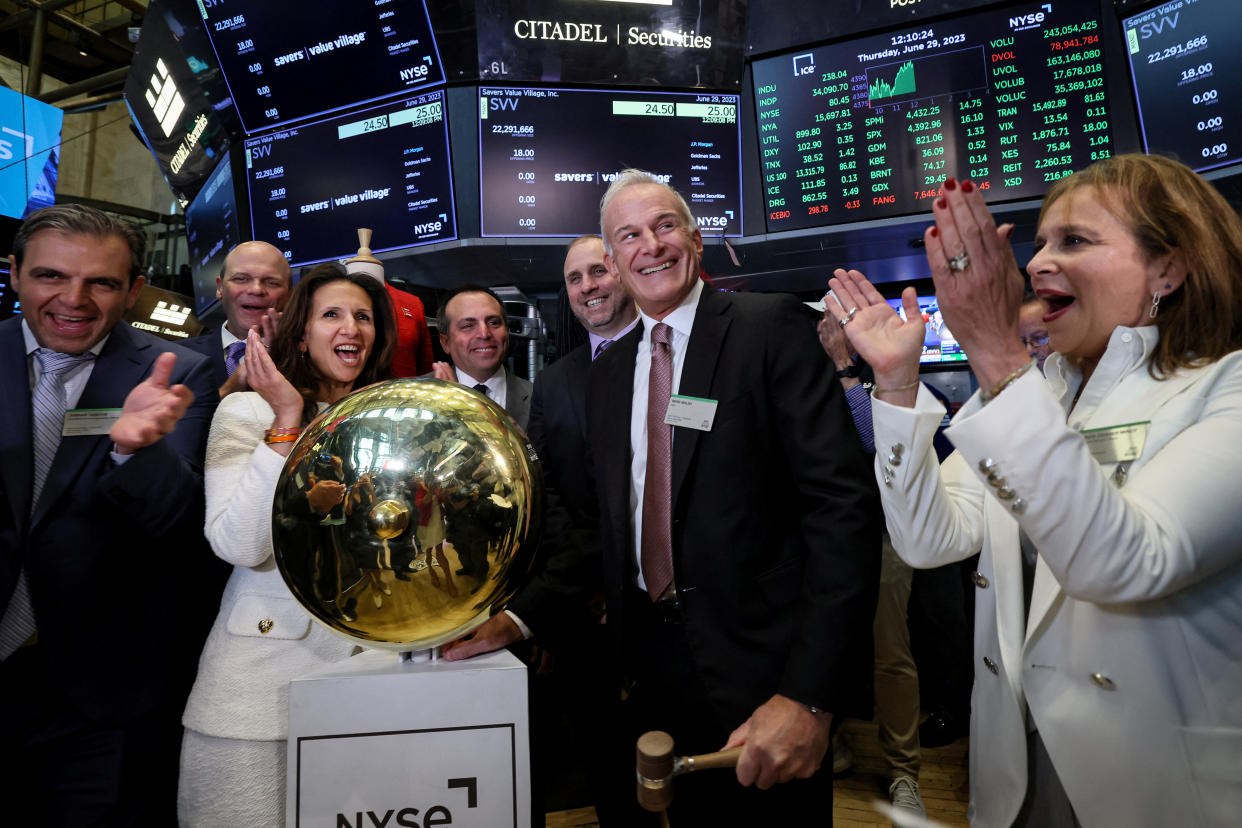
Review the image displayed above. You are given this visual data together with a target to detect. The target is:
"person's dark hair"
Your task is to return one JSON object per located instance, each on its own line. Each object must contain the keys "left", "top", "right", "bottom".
{"left": 1041, "top": 153, "right": 1242, "bottom": 377}
{"left": 270, "top": 262, "right": 395, "bottom": 422}
{"left": 13, "top": 204, "right": 146, "bottom": 283}
{"left": 435, "top": 284, "right": 506, "bottom": 337}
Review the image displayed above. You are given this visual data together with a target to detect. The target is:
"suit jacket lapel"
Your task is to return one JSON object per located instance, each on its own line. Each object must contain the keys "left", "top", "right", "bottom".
{"left": 599, "top": 324, "right": 640, "bottom": 579}
{"left": 0, "top": 319, "right": 33, "bottom": 534}
{"left": 32, "top": 324, "right": 151, "bottom": 528}
{"left": 671, "top": 289, "right": 729, "bottom": 505}
{"left": 567, "top": 346, "right": 590, "bottom": 438}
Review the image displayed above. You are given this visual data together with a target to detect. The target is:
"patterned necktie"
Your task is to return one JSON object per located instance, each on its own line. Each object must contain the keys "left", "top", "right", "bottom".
{"left": 0, "top": 348, "right": 96, "bottom": 659}
{"left": 593, "top": 339, "right": 613, "bottom": 361}
{"left": 473, "top": 383, "right": 490, "bottom": 397}
{"left": 641, "top": 323, "right": 675, "bottom": 600}
{"left": 225, "top": 340, "right": 246, "bottom": 377}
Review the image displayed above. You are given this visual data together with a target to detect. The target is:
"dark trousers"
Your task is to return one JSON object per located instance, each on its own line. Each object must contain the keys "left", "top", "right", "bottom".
{"left": 0, "top": 645, "right": 180, "bottom": 827}
{"left": 609, "top": 589, "right": 834, "bottom": 827}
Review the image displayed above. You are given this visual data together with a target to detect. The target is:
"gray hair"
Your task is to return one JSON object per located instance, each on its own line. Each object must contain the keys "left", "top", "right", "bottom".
{"left": 598, "top": 169, "right": 695, "bottom": 253}
{"left": 13, "top": 204, "right": 146, "bottom": 283}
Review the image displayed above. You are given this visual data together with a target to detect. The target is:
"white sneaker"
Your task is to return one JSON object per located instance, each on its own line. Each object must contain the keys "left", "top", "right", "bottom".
{"left": 888, "top": 775, "right": 926, "bottom": 817}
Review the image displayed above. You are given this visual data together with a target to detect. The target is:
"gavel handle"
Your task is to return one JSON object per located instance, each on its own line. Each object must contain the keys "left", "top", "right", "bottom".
{"left": 680, "top": 746, "right": 743, "bottom": 773}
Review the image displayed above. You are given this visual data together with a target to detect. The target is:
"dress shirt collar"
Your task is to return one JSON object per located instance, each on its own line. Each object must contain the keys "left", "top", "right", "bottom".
{"left": 456, "top": 365, "right": 507, "bottom": 406}
{"left": 1044, "top": 324, "right": 1157, "bottom": 413}
{"left": 220, "top": 325, "right": 243, "bottom": 351}
{"left": 588, "top": 315, "right": 640, "bottom": 359}
{"left": 636, "top": 277, "right": 705, "bottom": 342}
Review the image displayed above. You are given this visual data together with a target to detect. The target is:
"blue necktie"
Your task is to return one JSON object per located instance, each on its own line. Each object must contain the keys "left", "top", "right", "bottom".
{"left": 593, "top": 339, "right": 613, "bottom": 361}
{"left": 0, "top": 349, "right": 95, "bottom": 659}
{"left": 225, "top": 340, "right": 246, "bottom": 377}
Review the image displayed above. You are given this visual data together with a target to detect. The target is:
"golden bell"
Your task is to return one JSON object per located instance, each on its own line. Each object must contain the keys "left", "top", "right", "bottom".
{"left": 271, "top": 378, "right": 542, "bottom": 651}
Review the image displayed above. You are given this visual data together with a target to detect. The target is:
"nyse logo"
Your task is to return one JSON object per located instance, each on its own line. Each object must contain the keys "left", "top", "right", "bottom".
{"left": 399, "top": 64, "right": 429, "bottom": 82}
{"left": 150, "top": 301, "right": 191, "bottom": 326}
{"left": 792, "top": 53, "right": 815, "bottom": 77}
{"left": 890, "top": 0, "right": 920, "bottom": 7}
{"left": 697, "top": 216, "right": 729, "bottom": 229}
{"left": 144, "top": 58, "right": 186, "bottom": 137}
{"left": 1009, "top": 11, "right": 1046, "bottom": 32}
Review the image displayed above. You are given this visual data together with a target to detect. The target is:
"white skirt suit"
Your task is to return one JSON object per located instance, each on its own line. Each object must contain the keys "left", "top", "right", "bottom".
{"left": 872, "top": 326, "right": 1242, "bottom": 827}
{"left": 178, "top": 392, "right": 357, "bottom": 827}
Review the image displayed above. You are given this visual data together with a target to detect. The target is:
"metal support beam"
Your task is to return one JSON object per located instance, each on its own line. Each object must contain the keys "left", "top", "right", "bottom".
{"left": 26, "top": 7, "right": 46, "bottom": 97}
{"left": 37, "top": 66, "right": 130, "bottom": 103}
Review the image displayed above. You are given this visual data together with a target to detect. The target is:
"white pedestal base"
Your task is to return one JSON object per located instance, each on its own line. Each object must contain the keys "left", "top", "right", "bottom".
{"left": 287, "top": 649, "right": 530, "bottom": 827}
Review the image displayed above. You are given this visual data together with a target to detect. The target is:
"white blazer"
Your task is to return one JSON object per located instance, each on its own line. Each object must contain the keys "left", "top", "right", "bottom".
{"left": 182, "top": 392, "right": 356, "bottom": 742}
{"left": 873, "top": 325, "right": 1242, "bottom": 827}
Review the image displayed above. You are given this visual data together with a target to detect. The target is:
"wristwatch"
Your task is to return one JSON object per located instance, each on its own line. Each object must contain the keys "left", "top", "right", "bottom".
{"left": 834, "top": 364, "right": 860, "bottom": 379}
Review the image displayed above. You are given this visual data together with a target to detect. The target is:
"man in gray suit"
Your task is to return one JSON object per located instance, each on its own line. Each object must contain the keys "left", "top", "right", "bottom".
{"left": 431, "top": 284, "right": 532, "bottom": 428}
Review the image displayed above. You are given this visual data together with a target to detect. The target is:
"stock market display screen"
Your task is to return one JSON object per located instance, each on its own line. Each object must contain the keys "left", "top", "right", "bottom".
{"left": 244, "top": 89, "right": 456, "bottom": 267}
{"left": 478, "top": 86, "right": 742, "bottom": 237}
{"left": 185, "top": 150, "right": 241, "bottom": 314}
{"left": 1123, "top": 0, "right": 1241, "bottom": 171}
{"left": 199, "top": 0, "right": 444, "bottom": 133}
{"left": 751, "top": 1, "right": 1113, "bottom": 232}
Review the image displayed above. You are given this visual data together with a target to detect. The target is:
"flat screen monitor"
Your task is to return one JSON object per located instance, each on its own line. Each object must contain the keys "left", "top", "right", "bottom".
{"left": 244, "top": 89, "right": 457, "bottom": 267}
{"left": 124, "top": 0, "right": 237, "bottom": 205}
{"left": 185, "top": 149, "right": 243, "bottom": 314}
{"left": 751, "top": 1, "right": 1114, "bottom": 232}
{"left": 1122, "top": 0, "right": 1241, "bottom": 171}
{"left": 0, "top": 264, "right": 19, "bottom": 319}
{"left": 0, "top": 86, "right": 63, "bottom": 220}
{"left": 478, "top": 86, "right": 742, "bottom": 237}
{"left": 199, "top": 0, "right": 445, "bottom": 134}
{"left": 476, "top": 0, "right": 747, "bottom": 89}
{"left": 885, "top": 294, "right": 967, "bottom": 365}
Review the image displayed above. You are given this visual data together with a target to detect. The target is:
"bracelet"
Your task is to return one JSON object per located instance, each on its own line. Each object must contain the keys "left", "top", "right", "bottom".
{"left": 264, "top": 427, "right": 301, "bottom": 444}
{"left": 981, "top": 359, "right": 1036, "bottom": 403}
{"left": 873, "top": 380, "right": 919, "bottom": 395}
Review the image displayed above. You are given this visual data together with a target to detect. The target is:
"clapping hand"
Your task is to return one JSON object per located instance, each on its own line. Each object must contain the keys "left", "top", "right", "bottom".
{"left": 111, "top": 352, "right": 195, "bottom": 454}
{"left": 825, "top": 269, "right": 926, "bottom": 405}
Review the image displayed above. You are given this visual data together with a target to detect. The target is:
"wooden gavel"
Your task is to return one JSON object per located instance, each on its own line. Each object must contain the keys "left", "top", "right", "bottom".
{"left": 636, "top": 730, "right": 743, "bottom": 823}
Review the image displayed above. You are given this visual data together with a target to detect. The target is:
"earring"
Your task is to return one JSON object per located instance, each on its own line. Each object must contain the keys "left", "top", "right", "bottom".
{"left": 1150, "top": 289, "right": 1162, "bottom": 319}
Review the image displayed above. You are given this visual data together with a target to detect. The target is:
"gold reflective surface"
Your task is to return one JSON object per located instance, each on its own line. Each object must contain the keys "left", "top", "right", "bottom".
{"left": 272, "top": 378, "right": 542, "bottom": 650}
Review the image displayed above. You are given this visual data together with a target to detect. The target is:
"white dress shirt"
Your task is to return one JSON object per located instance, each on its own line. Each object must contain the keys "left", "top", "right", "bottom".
{"left": 455, "top": 366, "right": 507, "bottom": 410}
{"left": 629, "top": 279, "right": 704, "bottom": 591}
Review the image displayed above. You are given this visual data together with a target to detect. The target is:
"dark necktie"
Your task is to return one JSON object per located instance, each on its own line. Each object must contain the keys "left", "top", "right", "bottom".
{"left": 225, "top": 340, "right": 246, "bottom": 377}
{"left": 641, "top": 323, "right": 675, "bottom": 600}
{"left": 0, "top": 349, "right": 95, "bottom": 659}
{"left": 473, "top": 383, "right": 490, "bottom": 397}
{"left": 593, "top": 339, "right": 613, "bottom": 361}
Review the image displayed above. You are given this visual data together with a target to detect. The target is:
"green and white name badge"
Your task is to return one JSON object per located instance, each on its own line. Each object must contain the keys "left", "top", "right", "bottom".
{"left": 664, "top": 394, "right": 718, "bottom": 432}
{"left": 1080, "top": 421, "right": 1149, "bottom": 465}
{"left": 62, "top": 408, "right": 122, "bottom": 437}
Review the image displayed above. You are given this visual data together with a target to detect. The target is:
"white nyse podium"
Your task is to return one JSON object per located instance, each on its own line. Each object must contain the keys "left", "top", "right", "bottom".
{"left": 287, "top": 649, "right": 530, "bottom": 828}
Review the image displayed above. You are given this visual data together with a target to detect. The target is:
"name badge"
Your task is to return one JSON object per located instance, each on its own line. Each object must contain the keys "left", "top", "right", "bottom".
{"left": 664, "top": 395, "right": 717, "bottom": 432}
{"left": 62, "top": 408, "right": 122, "bottom": 437}
{"left": 1080, "top": 421, "right": 1149, "bottom": 465}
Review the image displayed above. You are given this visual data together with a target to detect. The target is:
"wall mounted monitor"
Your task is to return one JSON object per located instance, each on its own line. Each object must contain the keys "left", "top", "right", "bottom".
{"left": 244, "top": 89, "right": 457, "bottom": 267}
{"left": 1122, "top": 0, "right": 1242, "bottom": 171}
{"left": 124, "top": 0, "right": 237, "bottom": 206}
{"left": 476, "top": 0, "right": 747, "bottom": 89}
{"left": 478, "top": 86, "right": 742, "bottom": 237}
{"left": 184, "top": 148, "right": 243, "bottom": 314}
{"left": 199, "top": 0, "right": 444, "bottom": 134}
{"left": 885, "top": 294, "right": 966, "bottom": 365}
{"left": 751, "top": 1, "right": 1115, "bottom": 232}
{"left": 0, "top": 264, "right": 19, "bottom": 319}
{"left": 0, "top": 86, "right": 62, "bottom": 220}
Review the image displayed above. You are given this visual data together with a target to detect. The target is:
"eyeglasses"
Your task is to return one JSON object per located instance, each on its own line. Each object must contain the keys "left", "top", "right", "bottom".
{"left": 1021, "top": 332, "right": 1050, "bottom": 348}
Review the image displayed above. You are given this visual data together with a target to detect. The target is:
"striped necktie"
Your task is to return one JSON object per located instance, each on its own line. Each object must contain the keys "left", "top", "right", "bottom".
{"left": 0, "top": 348, "right": 96, "bottom": 659}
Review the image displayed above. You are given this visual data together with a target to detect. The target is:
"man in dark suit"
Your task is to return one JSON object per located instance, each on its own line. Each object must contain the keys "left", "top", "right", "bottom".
{"left": 181, "top": 240, "right": 291, "bottom": 397}
{"left": 0, "top": 205, "right": 217, "bottom": 824}
{"left": 431, "top": 284, "right": 532, "bottom": 428}
{"left": 588, "top": 170, "right": 880, "bottom": 824}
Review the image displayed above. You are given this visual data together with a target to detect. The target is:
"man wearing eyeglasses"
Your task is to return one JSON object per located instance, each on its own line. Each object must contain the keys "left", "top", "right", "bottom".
{"left": 1019, "top": 293, "right": 1052, "bottom": 373}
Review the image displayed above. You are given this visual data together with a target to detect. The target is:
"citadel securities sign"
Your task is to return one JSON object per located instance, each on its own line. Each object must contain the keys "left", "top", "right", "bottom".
{"left": 477, "top": 0, "right": 746, "bottom": 88}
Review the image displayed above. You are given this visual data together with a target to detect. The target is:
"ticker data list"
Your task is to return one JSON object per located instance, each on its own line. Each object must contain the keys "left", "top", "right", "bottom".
{"left": 752, "top": 3, "right": 1113, "bottom": 232}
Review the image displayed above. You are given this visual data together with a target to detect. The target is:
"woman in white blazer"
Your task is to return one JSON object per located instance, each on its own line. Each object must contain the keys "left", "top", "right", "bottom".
{"left": 178, "top": 264, "right": 396, "bottom": 827}
{"left": 828, "top": 154, "right": 1242, "bottom": 827}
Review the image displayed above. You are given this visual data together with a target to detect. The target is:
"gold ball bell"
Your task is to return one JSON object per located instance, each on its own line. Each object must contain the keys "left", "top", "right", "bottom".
{"left": 271, "top": 378, "right": 542, "bottom": 651}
